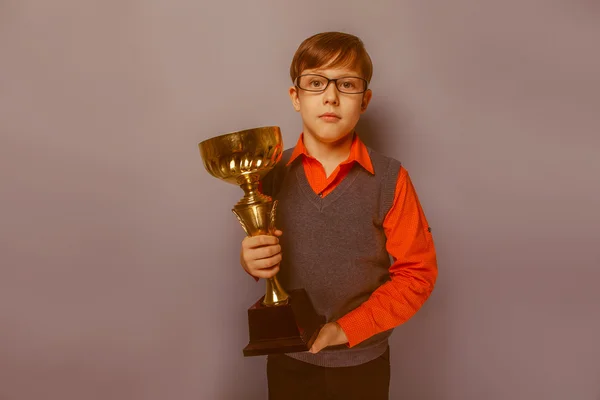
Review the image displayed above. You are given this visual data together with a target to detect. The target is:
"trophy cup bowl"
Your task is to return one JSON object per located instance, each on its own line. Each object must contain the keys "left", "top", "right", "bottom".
{"left": 199, "top": 126, "right": 283, "bottom": 187}
{"left": 199, "top": 126, "right": 325, "bottom": 356}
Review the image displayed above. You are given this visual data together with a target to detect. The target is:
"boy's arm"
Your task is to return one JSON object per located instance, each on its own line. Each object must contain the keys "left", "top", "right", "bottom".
{"left": 336, "top": 166, "right": 438, "bottom": 347}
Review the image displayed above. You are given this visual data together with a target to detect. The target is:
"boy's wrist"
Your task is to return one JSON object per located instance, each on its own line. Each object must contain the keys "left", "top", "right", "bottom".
{"left": 334, "top": 321, "right": 349, "bottom": 346}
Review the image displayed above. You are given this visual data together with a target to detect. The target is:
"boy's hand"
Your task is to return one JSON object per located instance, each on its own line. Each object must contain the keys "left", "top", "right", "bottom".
{"left": 309, "top": 322, "right": 348, "bottom": 354}
{"left": 240, "top": 230, "right": 283, "bottom": 279}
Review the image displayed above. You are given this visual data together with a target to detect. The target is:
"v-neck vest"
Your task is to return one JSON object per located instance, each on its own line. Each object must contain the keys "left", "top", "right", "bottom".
{"left": 262, "top": 147, "right": 401, "bottom": 367}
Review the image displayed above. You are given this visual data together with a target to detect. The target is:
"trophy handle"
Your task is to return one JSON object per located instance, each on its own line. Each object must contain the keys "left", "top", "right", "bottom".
{"left": 232, "top": 209, "right": 251, "bottom": 236}
{"left": 269, "top": 200, "right": 278, "bottom": 233}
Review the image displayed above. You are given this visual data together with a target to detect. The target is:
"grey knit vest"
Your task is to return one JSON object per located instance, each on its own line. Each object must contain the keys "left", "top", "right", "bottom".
{"left": 261, "top": 146, "right": 401, "bottom": 367}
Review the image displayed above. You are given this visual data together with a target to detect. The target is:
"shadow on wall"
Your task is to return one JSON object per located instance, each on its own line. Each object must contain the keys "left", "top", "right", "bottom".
{"left": 356, "top": 101, "right": 450, "bottom": 399}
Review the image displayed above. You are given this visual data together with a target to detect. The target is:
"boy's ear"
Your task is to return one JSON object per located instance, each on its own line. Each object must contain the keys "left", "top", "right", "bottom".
{"left": 289, "top": 86, "right": 301, "bottom": 112}
{"left": 360, "top": 89, "right": 373, "bottom": 113}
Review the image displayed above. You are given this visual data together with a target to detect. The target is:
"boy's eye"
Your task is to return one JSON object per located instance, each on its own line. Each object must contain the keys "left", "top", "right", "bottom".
{"left": 341, "top": 81, "right": 355, "bottom": 89}
{"left": 310, "top": 80, "right": 323, "bottom": 87}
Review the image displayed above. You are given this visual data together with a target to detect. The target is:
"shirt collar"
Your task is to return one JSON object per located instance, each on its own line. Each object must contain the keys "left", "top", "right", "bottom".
{"left": 286, "top": 132, "right": 375, "bottom": 175}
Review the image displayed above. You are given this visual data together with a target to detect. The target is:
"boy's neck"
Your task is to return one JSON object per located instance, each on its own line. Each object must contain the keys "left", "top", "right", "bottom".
{"left": 302, "top": 131, "right": 354, "bottom": 177}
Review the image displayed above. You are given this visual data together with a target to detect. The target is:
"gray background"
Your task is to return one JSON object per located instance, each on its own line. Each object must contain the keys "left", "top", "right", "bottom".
{"left": 1, "top": 1, "right": 599, "bottom": 399}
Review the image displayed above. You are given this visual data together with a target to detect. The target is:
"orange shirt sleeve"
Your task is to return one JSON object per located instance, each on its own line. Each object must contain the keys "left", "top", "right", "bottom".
{"left": 337, "top": 166, "right": 438, "bottom": 347}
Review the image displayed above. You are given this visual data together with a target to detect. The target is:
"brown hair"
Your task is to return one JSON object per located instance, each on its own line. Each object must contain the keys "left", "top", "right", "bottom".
{"left": 289, "top": 32, "right": 373, "bottom": 84}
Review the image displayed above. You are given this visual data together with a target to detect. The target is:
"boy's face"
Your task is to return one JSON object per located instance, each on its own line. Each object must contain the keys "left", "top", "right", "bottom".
{"left": 289, "top": 66, "right": 372, "bottom": 145}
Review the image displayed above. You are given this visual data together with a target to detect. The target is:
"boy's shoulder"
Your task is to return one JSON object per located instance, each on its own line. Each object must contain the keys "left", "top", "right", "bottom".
{"left": 281, "top": 147, "right": 295, "bottom": 165}
{"left": 363, "top": 146, "right": 402, "bottom": 172}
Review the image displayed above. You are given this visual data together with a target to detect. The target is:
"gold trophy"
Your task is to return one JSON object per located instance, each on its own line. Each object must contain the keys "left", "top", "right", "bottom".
{"left": 199, "top": 126, "right": 324, "bottom": 357}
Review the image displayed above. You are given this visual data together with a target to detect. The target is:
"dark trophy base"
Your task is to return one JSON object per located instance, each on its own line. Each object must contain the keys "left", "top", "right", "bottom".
{"left": 243, "top": 288, "right": 325, "bottom": 357}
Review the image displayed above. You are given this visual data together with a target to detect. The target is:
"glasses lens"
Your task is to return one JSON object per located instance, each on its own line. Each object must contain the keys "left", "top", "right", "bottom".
{"left": 297, "top": 75, "right": 329, "bottom": 91}
{"left": 336, "top": 77, "right": 366, "bottom": 93}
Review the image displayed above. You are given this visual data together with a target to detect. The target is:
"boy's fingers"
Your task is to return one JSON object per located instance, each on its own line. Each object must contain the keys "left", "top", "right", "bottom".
{"left": 256, "top": 254, "right": 282, "bottom": 270}
{"left": 242, "top": 253, "right": 281, "bottom": 271}
{"left": 309, "top": 323, "right": 346, "bottom": 354}
{"left": 243, "top": 235, "right": 279, "bottom": 249}
{"left": 309, "top": 327, "right": 329, "bottom": 354}
{"left": 252, "top": 265, "right": 279, "bottom": 279}
{"left": 253, "top": 245, "right": 282, "bottom": 261}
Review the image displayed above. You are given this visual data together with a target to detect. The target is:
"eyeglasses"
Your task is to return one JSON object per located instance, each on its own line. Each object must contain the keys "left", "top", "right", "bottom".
{"left": 295, "top": 74, "right": 368, "bottom": 94}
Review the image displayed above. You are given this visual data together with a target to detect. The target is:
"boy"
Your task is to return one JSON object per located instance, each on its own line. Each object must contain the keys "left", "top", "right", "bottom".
{"left": 240, "top": 32, "right": 438, "bottom": 400}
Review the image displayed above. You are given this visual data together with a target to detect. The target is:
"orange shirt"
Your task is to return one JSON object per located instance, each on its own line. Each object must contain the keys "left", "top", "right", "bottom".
{"left": 286, "top": 133, "right": 438, "bottom": 347}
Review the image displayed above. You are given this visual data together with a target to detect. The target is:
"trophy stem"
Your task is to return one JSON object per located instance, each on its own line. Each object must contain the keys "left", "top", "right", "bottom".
{"left": 236, "top": 174, "right": 271, "bottom": 206}
{"left": 263, "top": 276, "right": 289, "bottom": 306}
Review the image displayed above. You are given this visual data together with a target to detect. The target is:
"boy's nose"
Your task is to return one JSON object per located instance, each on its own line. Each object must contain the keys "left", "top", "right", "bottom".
{"left": 322, "top": 83, "right": 339, "bottom": 105}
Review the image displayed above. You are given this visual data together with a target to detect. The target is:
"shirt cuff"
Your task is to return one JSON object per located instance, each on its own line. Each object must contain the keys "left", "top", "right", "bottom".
{"left": 336, "top": 306, "right": 373, "bottom": 348}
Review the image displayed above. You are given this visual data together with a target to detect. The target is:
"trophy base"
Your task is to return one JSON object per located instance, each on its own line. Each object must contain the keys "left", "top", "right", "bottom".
{"left": 243, "top": 288, "right": 325, "bottom": 357}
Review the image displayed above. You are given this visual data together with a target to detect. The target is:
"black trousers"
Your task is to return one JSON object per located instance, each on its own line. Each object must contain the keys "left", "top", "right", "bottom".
{"left": 267, "top": 347, "right": 390, "bottom": 400}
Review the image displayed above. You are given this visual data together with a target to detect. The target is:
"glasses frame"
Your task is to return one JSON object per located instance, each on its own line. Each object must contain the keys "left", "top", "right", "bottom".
{"left": 294, "top": 74, "right": 369, "bottom": 94}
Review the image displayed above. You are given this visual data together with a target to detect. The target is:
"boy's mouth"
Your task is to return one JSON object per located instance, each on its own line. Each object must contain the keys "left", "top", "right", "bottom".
{"left": 319, "top": 112, "right": 341, "bottom": 121}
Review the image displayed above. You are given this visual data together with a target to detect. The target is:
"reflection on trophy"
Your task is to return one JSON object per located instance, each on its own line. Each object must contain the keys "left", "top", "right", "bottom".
{"left": 199, "top": 126, "right": 324, "bottom": 357}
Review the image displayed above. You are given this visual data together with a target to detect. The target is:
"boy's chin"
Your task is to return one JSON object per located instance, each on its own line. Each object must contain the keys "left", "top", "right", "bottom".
{"left": 307, "top": 127, "right": 354, "bottom": 144}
